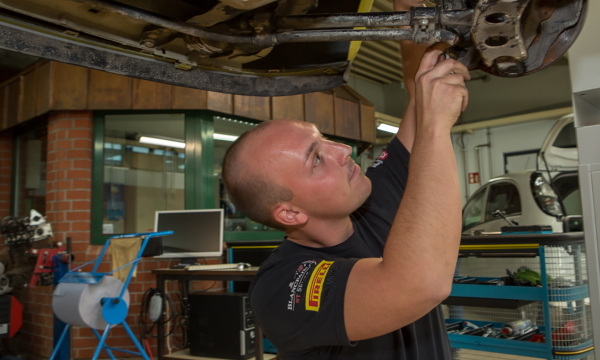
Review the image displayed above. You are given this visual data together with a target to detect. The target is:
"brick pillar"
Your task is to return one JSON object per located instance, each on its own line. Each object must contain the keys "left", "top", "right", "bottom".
{"left": 46, "top": 111, "right": 93, "bottom": 246}
{"left": 0, "top": 131, "right": 12, "bottom": 218}
{"left": 17, "top": 111, "right": 95, "bottom": 358}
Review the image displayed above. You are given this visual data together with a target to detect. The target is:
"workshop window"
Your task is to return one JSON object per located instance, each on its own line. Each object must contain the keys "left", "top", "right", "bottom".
{"left": 13, "top": 125, "right": 47, "bottom": 217}
{"left": 100, "top": 114, "right": 186, "bottom": 235}
{"left": 92, "top": 111, "right": 288, "bottom": 244}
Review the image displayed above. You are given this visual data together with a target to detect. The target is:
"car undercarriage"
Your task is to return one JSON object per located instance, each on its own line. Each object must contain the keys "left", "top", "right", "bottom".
{"left": 0, "top": 0, "right": 588, "bottom": 96}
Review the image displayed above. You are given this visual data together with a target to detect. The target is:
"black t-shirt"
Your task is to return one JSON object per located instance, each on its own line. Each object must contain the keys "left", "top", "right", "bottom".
{"left": 249, "top": 137, "right": 451, "bottom": 360}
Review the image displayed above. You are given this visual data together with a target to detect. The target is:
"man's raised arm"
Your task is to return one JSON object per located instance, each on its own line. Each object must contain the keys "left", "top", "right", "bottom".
{"left": 343, "top": 44, "right": 469, "bottom": 341}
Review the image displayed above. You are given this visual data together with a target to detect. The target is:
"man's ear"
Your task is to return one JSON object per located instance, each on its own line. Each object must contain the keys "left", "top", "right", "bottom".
{"left": 273, "top": 204, "right": 308, "bottom": 227}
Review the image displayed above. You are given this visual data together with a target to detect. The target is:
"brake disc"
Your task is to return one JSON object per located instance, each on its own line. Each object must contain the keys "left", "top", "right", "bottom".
{"left": 468, "top": 0, "right": 587, "bottom": 77}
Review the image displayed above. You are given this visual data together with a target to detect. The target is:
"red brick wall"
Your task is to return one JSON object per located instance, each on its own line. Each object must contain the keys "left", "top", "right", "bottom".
{"left": 13, "top": 111, "right": 225, "bottom": 359}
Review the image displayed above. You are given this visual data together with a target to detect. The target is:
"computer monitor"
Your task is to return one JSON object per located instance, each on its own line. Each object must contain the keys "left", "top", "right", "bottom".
{"left": 154, "top": 209, "right": 224, "bottom": 264}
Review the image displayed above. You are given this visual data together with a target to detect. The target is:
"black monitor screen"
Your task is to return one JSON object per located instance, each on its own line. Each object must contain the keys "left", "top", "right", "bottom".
{"left": 154, "top": 209, "right": 224, "bottom": 258}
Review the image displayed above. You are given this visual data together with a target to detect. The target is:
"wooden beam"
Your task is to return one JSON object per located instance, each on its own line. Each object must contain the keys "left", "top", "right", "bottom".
{"left": 305, "top": 92, "right": 335, "bottom": 135}
{"left": 360, "top": 103, "right": 376, "bottom": 143}
{"left": 132, "top": 79, "right": 173, "bottom": 110}
{"left": 334, "top": 96, "right": 361, "bottom": 140}
{"left": 172, "top": 86, "right": 208, "bottom": 109}
{"left": 234, "top": 95, "right": 271, "bottom": 121}
{"left": 207, "top": 92, "right": 233, "bottom": 114}
{"left": 87, "top": 70, "right": 132, "bottom": 110}
{"left": 51, "top": 62, "right": 89, "bottom": 110}
{"left": 36, "top": 62, "right": 51, "bottom": 116}
{"left": 272, "top": 95, "right": 305, "bottom": 121}
{"left": 21, "top": 70, "right": 37, "bottom": 122}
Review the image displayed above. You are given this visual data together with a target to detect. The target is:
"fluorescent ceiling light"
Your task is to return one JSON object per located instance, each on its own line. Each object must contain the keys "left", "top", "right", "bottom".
{"left": 213, "top": 133, "right": 238, "bottom": 142}
{"left": 139, "top": 136, "right": 186, "bottom": 149}
{"left": 377, "top": 123, "right": 399, "bottom": 134}
{"left": 138, "top": 133, "right": 238, "bottom": 148}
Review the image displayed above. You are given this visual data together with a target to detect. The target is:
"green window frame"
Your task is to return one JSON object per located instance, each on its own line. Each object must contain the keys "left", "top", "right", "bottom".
{"left": 91, "top": 110, "right": 358, "bottom": 245}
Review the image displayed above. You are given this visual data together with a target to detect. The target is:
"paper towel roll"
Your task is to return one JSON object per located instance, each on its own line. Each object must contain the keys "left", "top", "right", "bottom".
{"left": 52, "top": 275, "right": 130, "bottom": 329}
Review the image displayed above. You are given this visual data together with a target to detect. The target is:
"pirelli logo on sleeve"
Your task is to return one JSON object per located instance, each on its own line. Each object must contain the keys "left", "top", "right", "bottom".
{"left": 305, "top": 260, "right": 334, "bottom": 312}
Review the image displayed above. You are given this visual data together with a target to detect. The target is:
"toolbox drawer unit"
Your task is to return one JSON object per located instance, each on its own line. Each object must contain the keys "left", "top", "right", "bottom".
{"left": 444, "top": 233, "right": 594, "bottom": 360}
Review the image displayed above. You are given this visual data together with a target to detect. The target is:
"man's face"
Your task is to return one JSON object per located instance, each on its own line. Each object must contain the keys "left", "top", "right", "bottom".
{"left": 248, "top": 120, "right": 372, "bottom": 220}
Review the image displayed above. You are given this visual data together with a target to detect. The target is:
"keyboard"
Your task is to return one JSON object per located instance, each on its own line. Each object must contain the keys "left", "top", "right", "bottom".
{"left": 185, "top": 263, "right": 246, "bottom": 271}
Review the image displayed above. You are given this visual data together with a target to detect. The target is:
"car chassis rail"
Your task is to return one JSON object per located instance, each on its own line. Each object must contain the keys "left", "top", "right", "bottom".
{"left": 0, "top": 0, "right": 587, "bottom": 96}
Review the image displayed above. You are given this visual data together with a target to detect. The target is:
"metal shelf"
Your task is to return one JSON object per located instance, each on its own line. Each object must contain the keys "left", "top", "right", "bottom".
{"left": 447, "top": 234, "right": 593, "bottom": 360}
{"left": 449, "top": 333, "right": 549, "bottom": 358}
{"left": 450, "top": 283, "right": 546, "bottom": 301}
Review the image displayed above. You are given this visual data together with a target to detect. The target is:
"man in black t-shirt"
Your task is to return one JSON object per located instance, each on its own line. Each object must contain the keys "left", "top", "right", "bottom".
{"left": 247, "top": 136, "right": 452, "bottom": 359}
{"left": 222, "top": 1, "right": 470, "bottom": 358}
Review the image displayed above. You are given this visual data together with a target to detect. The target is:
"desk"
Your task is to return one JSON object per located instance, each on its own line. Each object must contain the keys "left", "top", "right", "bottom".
{"left": 152, "top": 267, "right": 264, "bottom": 360}
{"left": 164, "top": 349, "right": 277, "bottom": 360}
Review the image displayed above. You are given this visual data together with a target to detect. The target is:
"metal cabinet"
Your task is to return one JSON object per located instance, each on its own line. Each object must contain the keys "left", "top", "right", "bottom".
{"left": 445, "top": 233, "right": 594, "bottom": 360}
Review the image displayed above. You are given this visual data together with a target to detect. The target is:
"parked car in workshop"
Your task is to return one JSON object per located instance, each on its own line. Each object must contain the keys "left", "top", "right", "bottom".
{"left": 459, "top": 116, "right": 584, "bottom": 325}
{"left": 462, "top": 114, "right": 581, "bottom": 235}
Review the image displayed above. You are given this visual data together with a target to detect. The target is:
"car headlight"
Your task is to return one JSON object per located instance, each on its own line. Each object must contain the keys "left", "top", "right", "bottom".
{"left": 530, "top": 173, "right": 564, "bottom": 218}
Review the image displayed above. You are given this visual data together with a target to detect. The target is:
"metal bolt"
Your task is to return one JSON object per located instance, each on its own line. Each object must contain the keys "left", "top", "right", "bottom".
{"left": 143, "top": 40, "right": 155, "bottom": 48}
{"left": 419, "top": 19, "right": 429, "bottom": 31}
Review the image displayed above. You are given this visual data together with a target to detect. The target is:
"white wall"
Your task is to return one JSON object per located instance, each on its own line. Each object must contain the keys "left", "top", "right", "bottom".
{"left": 348, "top": 75, "right": 408, "bottom": 117}
{"left": 452, "top": 118, "right": 561, "bottom": 205}
{"left": 348, "top": 64, "right": 572, "bottom": 122}
{"left": 567, "top": 0, "right": 600, "bottom": 349}
{"left": 365, "top": 116, "right": 562, "bottom": 207}
{"left": 347, "top": 75, "right": 387, "bottom": 111}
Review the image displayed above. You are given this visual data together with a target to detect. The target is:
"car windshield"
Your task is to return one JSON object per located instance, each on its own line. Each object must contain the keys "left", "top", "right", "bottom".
{"left": 553, "top": 173, "right": 581, "bottom": 215}
{"left": 485, "top": 182, "right": 521, "bottom": 222}
{"left": 463, "top": 189, "right": 486, "bottom": 230}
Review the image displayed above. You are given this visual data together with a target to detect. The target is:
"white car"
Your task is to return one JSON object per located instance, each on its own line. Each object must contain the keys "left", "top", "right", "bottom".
{"left": 462, "top": 115, "right": 581, "bottom": 234}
